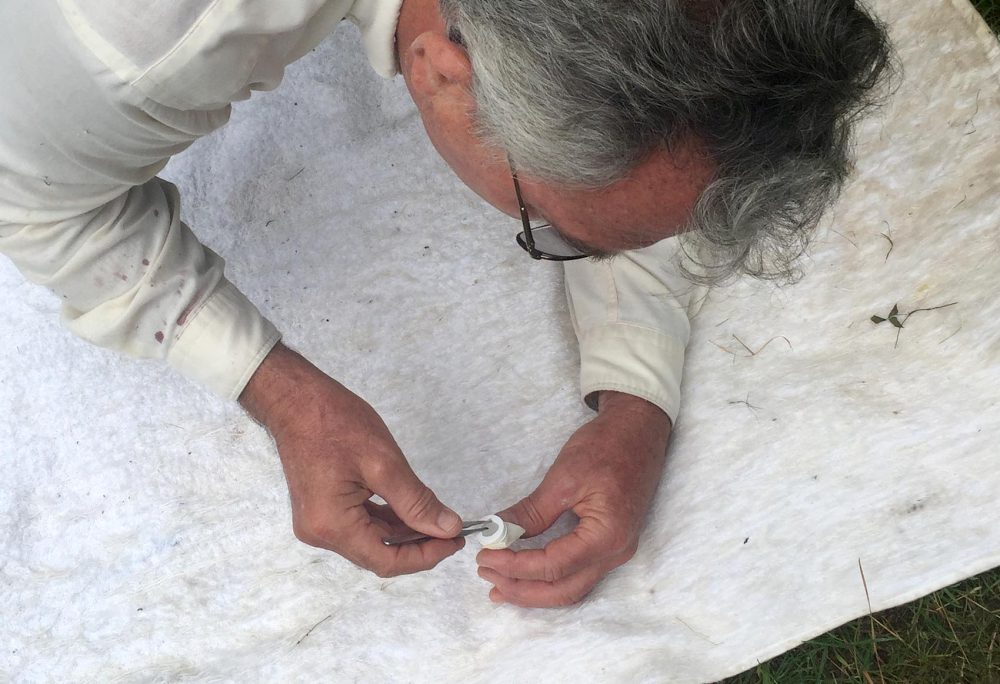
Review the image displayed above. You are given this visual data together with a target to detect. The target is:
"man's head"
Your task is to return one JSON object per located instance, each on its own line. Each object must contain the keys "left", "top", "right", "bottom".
{"left": 397, "top": 0, "right": 892, "bottom": 280}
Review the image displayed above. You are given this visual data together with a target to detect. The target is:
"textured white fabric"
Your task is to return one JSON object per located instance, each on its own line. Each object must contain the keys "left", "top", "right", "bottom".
{"left": 1, "top": 0, "right": 998, "bottom": 683}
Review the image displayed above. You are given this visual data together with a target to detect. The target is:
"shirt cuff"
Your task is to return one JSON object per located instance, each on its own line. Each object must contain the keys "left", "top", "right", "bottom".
{"left": 166, "top": 280, "right": 282, "bottom": 401}
{"left": 577, "top": 322, "right": 686, "bottom": 423}
{"left": 349, "top": 0, "right": 406, "bottom": 79}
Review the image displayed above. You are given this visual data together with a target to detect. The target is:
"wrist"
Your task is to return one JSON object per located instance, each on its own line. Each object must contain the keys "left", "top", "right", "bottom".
{"left": 596, "top": 391, "right": 673, "bottom": 433}
{"left": 239, "top": 342, "right": 313, "bottom": 430}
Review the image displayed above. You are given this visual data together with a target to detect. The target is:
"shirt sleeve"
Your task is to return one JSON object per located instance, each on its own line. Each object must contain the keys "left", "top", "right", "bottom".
{"left": 0, "top": 1, "right": 280, "bottom": 400}
{"left": 563, "top": 237, "right": 708, "bottom": 423}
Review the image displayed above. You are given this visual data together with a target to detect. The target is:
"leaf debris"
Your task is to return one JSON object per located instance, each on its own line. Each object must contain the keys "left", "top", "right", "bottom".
{"left": 870, "top": 302, "right": 958, "bottom": 348}
{"left": 879, "top": 221, "right": 894, "bottom": 263}
{"left": 295, "top": 613, "right": 332, "bottom": 647}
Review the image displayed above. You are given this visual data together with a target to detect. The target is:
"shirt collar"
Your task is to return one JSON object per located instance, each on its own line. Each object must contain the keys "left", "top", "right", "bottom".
{"left": 348, "top": 0, "right": 406, "bottom": 78}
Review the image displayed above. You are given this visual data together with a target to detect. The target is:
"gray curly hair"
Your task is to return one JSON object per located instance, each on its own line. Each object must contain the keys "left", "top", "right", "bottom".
{"left": 437, "top": 0, "right": 894, "bottom": 284}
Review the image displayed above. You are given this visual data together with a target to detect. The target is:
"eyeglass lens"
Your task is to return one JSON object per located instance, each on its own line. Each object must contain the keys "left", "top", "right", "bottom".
{"left": 521, "top": 224, "right": 587, "bottom": 258}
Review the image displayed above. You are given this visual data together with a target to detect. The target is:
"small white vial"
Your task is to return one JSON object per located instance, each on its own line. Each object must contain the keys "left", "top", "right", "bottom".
{"left": 476, "top": 514, "right": 526, "bottom": 550}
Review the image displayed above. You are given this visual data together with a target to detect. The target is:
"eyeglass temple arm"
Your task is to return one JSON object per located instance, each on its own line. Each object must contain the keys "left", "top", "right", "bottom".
{"left": 509, "top": 160, "right": 538, "bottom": 254}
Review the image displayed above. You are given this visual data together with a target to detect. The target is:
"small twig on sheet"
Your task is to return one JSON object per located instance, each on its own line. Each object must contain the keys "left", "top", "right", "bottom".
{"left": 952, "top": 194, "right": 967, "bottom": 210}
{"left": 858, "top": 559, "right": 885, "bottom": 683}
{"left": 902, "top": 302, "right": 959, "bottom": 321}
{"left": 879, "top": 221, "right": 893, "bottom": 263}
{"left": 939, "top": 321, "right": 963, "bottom": 345}
{"left": 870, "top": 302, "right": 958, "bottom": 349}
{"left": 295, "top": 614, "right": 333, "bottom": 647}
{"left": 286, "top": 166, "right": 306, "bottom": 182}
{"left": 710, "top": 335, "right": 792, "bottom": 365}
{"left": 733, "top": 334, "right": 794, "bottom": 357}
{"left": 896, "top": 303, "right": 960, "bottom": 347}
{"left": 674, "top": 616, "right": 721, "bottom": 645}
{"left": 963, "top": 89, "right": 981, "bottom": 136}
{"left": 831, "top": 228, "right": 859, "bottom": 249}
{"left": 714, "top": 318, "right": 731, "bottom": 327}
{"left": 733, "top": 335, "right": 756, "bottom": 355}
{"left": 709, "top": 340, "right": 739, "bottom": 367}
{"left": 728, "top": 392, "right": 762, "bottom": 416}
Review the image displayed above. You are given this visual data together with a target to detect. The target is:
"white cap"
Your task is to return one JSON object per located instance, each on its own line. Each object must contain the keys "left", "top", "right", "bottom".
{"left": 477, "top": 515, "right": 526, "bottom": 550}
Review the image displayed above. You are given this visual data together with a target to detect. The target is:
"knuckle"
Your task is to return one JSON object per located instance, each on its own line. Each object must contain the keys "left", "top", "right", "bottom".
{"left": 364, "top": 456, "right": 393, "bottom": 485}
{"left": 517, "top": 497, "right": 547, "bottom": 533}
{"left": 553, "top": 474, "right": 581, "bottom": 502}
{"left": 542, "top": 563, "right": 564, "bottom": 584}
{"left": 402, "top": 485, "right": 438, "bottom": 521}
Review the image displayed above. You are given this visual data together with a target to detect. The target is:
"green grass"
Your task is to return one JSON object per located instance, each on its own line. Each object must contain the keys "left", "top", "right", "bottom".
{"left": 722, "top": 570, "right": 1000, "bottom": 683}
{"left": 724, "top": 5, "right": 1000, "bottom": 682}
{"left": 972, "top": 0, "right": 1000, "bottom": 32}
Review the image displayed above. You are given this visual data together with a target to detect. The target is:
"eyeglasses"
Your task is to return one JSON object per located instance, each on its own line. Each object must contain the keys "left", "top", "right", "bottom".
{"left": 509, "top": 160, "right": 590, "bottom": 261}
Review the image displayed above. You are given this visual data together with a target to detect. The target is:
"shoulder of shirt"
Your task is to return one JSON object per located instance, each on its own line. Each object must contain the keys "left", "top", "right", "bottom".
{"left": 55, "top": 0, "right": 400, "bottom": 111}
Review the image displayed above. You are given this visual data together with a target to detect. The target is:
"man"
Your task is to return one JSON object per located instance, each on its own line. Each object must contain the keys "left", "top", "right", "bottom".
{"left": 0, "top": 0, "right": 890, "bottom": 607}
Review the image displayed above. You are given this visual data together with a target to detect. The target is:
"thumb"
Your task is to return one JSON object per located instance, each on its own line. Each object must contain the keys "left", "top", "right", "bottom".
{"left": 369, "top": 457, "right": 462, "bottom": 538}
{"left": 496, "top": 474, "right": 575, "bottom": 538}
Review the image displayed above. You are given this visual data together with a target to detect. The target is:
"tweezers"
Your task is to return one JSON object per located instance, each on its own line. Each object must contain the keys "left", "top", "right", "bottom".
{"left": 382, "top": 519, "right": 493, "bottom": 546}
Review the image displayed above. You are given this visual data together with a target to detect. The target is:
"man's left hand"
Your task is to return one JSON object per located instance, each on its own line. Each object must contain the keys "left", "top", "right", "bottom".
{"left": 476, "top": 391, "right": 672, "bottom": 607}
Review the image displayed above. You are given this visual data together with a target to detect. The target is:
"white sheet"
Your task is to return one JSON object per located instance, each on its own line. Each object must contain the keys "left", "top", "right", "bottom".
{"left": 2, "top": 0, "right": 997, "bottom": 681}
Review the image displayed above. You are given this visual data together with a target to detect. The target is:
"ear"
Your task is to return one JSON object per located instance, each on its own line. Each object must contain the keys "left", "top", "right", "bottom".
{"left": 405, "top": 31, "right": 473, "bottom": 100}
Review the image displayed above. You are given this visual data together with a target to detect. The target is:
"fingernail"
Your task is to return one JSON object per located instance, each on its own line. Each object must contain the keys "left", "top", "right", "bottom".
{"left": 437, "top": 508, "right": 461, "bottom": 534}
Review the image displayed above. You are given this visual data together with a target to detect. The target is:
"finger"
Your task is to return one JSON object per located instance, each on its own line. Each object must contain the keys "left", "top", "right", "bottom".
{"left": 478, "top": 563, "right": 609, "bottom": 608}
{"left": 300, "top": 502, "right": 465, "bottom": 577}
{"left": 494, "top": 471, "right": 578, "bottom": 538}
{"left": 365, "top": 456, "right": 462, "bottom": 538}
{"left": 477, "top": 514, "right": 615, "bottom": 582}
{"left": 342, "top": 515, "right": 466, "bottom": 578}
{"left": 364, "top": 501, "right": 409, "bottom": 534}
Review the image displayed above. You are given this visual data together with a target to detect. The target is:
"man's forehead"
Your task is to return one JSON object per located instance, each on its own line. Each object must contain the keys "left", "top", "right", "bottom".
{"left": 531, "top": 142, "right": 715, "bottom": 252}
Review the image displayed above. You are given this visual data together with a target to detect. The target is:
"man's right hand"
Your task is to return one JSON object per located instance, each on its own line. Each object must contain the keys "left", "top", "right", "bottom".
{"left": 239, "top": 343, "right": 465, "bottom": 577}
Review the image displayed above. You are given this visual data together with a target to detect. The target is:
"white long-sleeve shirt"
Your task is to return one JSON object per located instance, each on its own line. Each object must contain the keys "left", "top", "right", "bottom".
{"left": 0, "top": 0, "right": 703, "bottom": 421}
